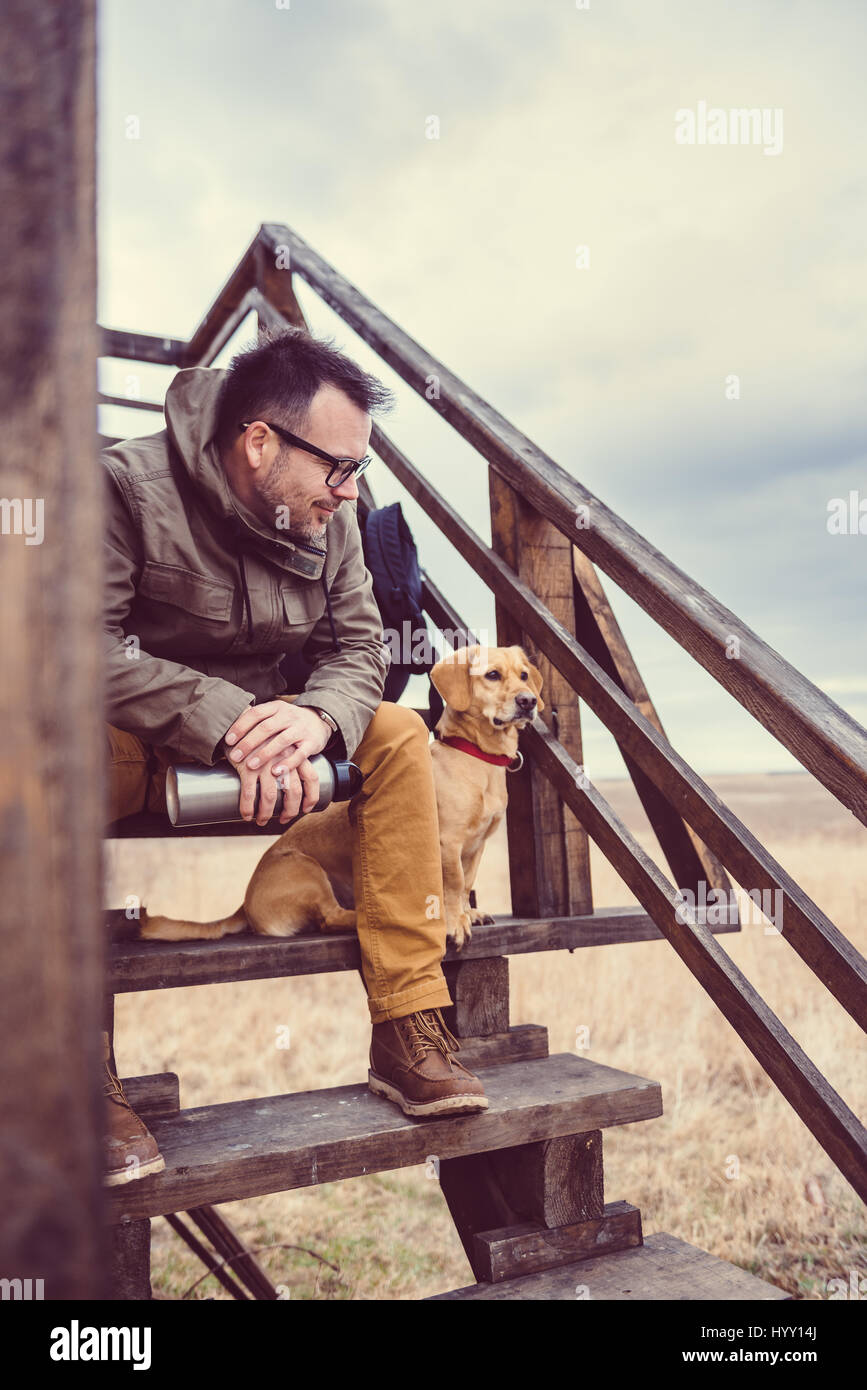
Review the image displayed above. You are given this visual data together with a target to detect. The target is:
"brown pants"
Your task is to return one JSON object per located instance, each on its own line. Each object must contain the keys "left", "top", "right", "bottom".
{"left": 106, "top": 701, "right": 453, "bottom": 1024}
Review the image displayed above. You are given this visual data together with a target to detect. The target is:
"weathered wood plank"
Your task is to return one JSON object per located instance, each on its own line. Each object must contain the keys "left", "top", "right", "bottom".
{"left": 183, "top": 230, "right": 259, "bottom": 366}
{"left": 370, "top": 430, "right": 867, "bottom": 1032}
{"left": 489, "top": 470, "right": 592, "bottom": 917}
{"left": 107, "top": 908, "right": 735, "bottom": 993}
{"left": 455, "top": 1025, "right": 549, "bottom": 1070}
{"left": 122, "top": 1073, "right": 180, "bottom": 1120}
{"left": 253, "top": 251, "right": 309, "bottom": 331}
{"left": 473, "top": 1199, "right": 642, "bottom": 1283}
{"left": 98, "top": 327, "right": 186, "bottom": 365}
{"left": 108, "top": 1220, "right": 151, "bottom": 1301}
{"left": 442, "top": 957, "right": 509, "bottom": 1037}
{"left": 0, "top": 0, "right": 107, "bottom": 1299}
{"left": 257, "top": 221, "right": 867, "bottom": 826}
{"left": 526, "top": 719, "right": 867, "bottom": 1203}
{"left": 106, "top": 1053, "right": 662, "bottom": 1222}
{"left": 97, "top": 392, "right": 164, "bottom": 413}
{"left": 429, "top": 1230, "right": 791, "bottom": 1300}
{"left": 440, "top": 1131, "right": 605, "bottom": 1279}
{"left": 494, "top": 1132, "right": 605, "bottom": 1227}
{"left": 572, "top": 547, "right": 735, "bottom": 908}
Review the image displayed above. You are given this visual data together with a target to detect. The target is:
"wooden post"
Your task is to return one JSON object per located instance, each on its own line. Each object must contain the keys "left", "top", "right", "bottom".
{"left": 0, "top": 0, "right": 107, "bottom": 1298}
{"left": 108, "top": 1221, "right": 152, "bottom": 1301}
{"left": 442, "top": 958, "right": 509, "bottom": 1037}
{"left": 254, "top": 239, "right": 309, "bottom": 331}
{"left": 439, "top": 1132, "right": 607, "bottom": 1282}
{"left": 489, "top": 471, "right": 592, "bottom": 917}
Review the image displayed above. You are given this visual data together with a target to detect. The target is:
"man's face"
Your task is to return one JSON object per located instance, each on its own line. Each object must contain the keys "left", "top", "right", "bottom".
{"left": 250, "top": 385, "right": 370, "bottom": 544}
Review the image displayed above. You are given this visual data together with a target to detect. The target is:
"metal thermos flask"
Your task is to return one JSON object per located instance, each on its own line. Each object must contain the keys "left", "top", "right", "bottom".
{"left": 165, "top": 756, "right": 363, "bottom": 827}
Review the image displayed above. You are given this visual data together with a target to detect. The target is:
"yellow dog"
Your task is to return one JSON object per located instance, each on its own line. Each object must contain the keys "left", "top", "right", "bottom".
{"left": 139, "top": 645, "right": 543, "bottom": 949}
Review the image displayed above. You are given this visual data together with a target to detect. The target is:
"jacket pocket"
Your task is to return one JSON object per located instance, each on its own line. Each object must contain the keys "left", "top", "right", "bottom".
{"left": 139, "top": 561, "right": 235, "bottom": 621}
{"left": 281, "top": 585, "right": 327, "bottom": 628}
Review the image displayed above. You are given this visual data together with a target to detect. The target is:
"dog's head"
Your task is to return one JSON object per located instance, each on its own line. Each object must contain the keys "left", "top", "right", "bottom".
{"left": 431, "top": 645, "right": 545, "bottom": 730}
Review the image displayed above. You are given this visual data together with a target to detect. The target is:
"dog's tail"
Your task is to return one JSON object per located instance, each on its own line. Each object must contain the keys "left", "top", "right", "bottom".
{"left": 137, "top": 906, "right": 248, "bottom": 942}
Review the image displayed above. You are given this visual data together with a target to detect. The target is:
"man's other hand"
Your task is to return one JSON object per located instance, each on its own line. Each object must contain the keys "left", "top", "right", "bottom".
{"left": 222, "top": 702, "right": 332, "bottom": 826}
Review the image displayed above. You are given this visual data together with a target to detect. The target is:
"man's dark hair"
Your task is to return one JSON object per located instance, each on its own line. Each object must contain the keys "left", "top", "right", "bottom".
{"left": 215, "top": 326, "right": 393, "bottom": 448}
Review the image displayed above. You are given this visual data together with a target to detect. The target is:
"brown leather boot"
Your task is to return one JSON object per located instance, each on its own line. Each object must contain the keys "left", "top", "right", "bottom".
{"left": 102, "top": 1033, "right": 166, "bottom": 1187}
{"left": 369, "top": 1008, "right": 489, "bottom": 1118}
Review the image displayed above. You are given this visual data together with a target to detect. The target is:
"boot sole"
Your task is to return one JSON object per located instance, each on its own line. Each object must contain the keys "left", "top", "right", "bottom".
{"left": 368, "top": 1070, "right": 489, "bottom": 1118}
{"left": 103, "top": 1153, "right": 166, "bottom": 1187}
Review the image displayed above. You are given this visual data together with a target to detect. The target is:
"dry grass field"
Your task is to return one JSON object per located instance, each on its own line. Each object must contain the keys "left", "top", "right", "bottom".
{"left": 105, "top": 771, "right": 866, "bottom": 1301}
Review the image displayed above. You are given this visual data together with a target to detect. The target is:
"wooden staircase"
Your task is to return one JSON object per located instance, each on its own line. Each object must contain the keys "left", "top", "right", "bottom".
{"left": 99, "top": 220, "right": 866, "bottom": 1300}
{"left": 107, "top": 913, "right": 786, "bottom": 1300}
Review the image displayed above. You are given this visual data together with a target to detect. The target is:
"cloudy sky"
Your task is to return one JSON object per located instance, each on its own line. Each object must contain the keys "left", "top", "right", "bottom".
{"left": 97, "top": 0, "right": 866, "bottom": 780}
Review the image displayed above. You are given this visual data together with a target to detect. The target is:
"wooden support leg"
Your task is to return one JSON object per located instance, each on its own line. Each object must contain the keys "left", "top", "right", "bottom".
{"left": 440, "top": 1131, "right": 619, "bottom": 1283}
{"left": 441, "top": 957, "right": 549, "bottom": 1070}
{"left": 442, "top": 957, "right": 509, "bottom": 1037}
{"left": 108, "top": 1219, "right": 152, "bottom": 1300}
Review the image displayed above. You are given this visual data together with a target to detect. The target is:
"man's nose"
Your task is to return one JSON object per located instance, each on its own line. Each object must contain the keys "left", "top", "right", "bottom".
{"left": 515, "top": 692, "right": 537, "bottom": 712}
{"left": 330, "top": 472, "right": 360, "bottom": 502}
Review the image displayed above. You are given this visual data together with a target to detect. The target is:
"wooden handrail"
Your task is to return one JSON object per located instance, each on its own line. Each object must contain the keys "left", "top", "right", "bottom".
{"left": 526, "top": 718, "right": 867, "bottom": 1205}
{"left": 97, "top": 393, "right": 163, "bottom": 412}
{"left": 98, "top": 327, "right": 185, "bottom": 365}
{"left": 258, "top": 221, "right": 867, "bottom": 827}
{"left": 423, "top": 582, "right": 867, "bottom": 1203}
{"left": 183, "top": 230, "right": 259, "bottom": 366}
{"left": 374, "top": 423, "right": 867, "bottom": 1032}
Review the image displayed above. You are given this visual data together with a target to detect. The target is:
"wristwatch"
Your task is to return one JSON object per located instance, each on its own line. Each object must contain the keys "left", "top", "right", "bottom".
{"left": 311, "top": 707, "right": 339, "bottom": 743}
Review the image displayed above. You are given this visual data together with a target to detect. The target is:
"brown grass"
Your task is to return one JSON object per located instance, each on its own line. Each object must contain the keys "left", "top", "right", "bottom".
{"left": 105, "top": 772, "right": 866, "bottom": 1300}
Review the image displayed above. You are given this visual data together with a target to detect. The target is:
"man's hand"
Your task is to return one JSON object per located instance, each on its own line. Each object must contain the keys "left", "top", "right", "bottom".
{"left": 222, "top": 701, "right": 332, "bottom": 826}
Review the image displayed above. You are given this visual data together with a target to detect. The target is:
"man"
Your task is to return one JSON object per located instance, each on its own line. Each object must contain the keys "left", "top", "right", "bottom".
{"left": 102, "top": 327, "right": 487, "bottom": 1187}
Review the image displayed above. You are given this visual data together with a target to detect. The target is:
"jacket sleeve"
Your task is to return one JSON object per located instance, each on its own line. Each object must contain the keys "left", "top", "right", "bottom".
{"left": 290, "top": 511, "right": 389, "bottom": 758}
{"left": 103, "top": 463, "right": 257, "bottom": 765}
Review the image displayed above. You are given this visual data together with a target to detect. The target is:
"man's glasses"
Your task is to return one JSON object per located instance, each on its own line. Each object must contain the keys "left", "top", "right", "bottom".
{"left": 239, "top": 420, "right": 372, "bottom": 488}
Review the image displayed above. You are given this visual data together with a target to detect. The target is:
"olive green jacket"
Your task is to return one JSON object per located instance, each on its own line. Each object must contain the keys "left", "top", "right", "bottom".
{"left": 102, "top": 366, "right": 388, "bottom": 763}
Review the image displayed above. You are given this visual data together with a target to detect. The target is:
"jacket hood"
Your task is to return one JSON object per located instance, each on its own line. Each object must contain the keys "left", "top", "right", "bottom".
{"left": 164, "top": 366, "right": 328, "bottom": 582}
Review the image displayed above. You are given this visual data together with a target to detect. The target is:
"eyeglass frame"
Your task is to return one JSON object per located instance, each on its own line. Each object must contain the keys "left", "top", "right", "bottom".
{"left": 239, "top": 419, "right": 372, "bottom": 488}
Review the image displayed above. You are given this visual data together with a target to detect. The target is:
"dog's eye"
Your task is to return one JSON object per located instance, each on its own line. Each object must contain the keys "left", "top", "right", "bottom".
{"left": 520, "top": 671, "right": 529, "bottom": 681}
{"left": 484, "top": 670, "right": 501, "bottom": 681}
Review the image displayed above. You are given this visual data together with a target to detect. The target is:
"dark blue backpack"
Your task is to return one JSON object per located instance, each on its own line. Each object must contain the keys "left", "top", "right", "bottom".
{"left": 280, "top": 503, "right": 443, "bottom": 726}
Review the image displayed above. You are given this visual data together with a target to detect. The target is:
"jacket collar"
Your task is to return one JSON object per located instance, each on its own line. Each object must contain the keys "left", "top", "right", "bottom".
{"left": 165, "top": 365, "right": 329, "bottom": 582}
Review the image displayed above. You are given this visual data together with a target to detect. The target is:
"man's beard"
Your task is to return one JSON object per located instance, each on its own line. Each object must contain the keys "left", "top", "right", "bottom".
{"left": 253, "top": 455, "right": 331, "bottom": 546}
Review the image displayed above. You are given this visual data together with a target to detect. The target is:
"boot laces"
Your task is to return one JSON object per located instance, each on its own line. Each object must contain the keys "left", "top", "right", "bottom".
{"left": 404, "top": 1009, "right": 461, "bottom": 1063}
{"left": 103, "top": 1059, "right": 133, "bottom": 1112}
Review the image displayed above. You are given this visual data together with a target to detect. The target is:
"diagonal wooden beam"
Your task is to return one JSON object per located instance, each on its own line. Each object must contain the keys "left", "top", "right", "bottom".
{"left": 183, "top": 230, "right": 260, "bottom": 366}
{"left": 419, "top": 582, "right": 867, "bottom": 1203}
{"left": 258, "top": 220, "right": 867, "bottom": 826}
{"left": 571, "top": 547, "right": 735, "bottom": 912}
{"left": 371, "top": 423, "right": 867, "bottom": 1033}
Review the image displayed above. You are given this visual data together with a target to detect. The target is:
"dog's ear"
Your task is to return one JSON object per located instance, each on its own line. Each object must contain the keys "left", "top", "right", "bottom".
{"left": 525, "top": 657, "right": 546, "bottom": 713}
{"left": 430, "top": 646, "right": 476, "bottom": 712}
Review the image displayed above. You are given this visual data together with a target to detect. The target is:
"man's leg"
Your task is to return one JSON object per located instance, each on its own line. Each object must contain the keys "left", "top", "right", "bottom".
{"left": 349, "top": 703, "right": 488, "bottom": 1117}
{"left": 105, "top": 723, "right": 170, "bottom": 821}
{"left": 349, "top": 703, "right": 451, "bottom": 1023}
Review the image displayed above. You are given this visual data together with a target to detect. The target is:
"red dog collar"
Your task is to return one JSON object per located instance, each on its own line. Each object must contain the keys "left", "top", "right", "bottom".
{"left": 438, "top": 735, "right": 524, "bottom": 772}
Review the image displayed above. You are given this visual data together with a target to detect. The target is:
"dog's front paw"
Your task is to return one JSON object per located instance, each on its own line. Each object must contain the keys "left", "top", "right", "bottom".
{"left": 446, "top": 912, "right": 473, "bottom": 951}
{"left": 468, "top": 906, "right": 495, "bottom": 926}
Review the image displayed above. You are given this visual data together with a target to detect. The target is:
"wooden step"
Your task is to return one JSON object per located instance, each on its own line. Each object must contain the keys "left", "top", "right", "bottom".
{"left": 107, "top": 906, "right": 737, "bottom": 993}
{"left": 107, "top": 1052, "right": 662, "bottom": 1223}
{"left": 428, "top": 1231, "right": 791, "bottom": 1301}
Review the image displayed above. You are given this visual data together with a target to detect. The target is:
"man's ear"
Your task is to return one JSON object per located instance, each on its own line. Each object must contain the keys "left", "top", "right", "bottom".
{"left": 525, "top": 657, "right": 545, "bottom": 713}
{"left": 431, "top": 646, "right": 476, "bottom": 712}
